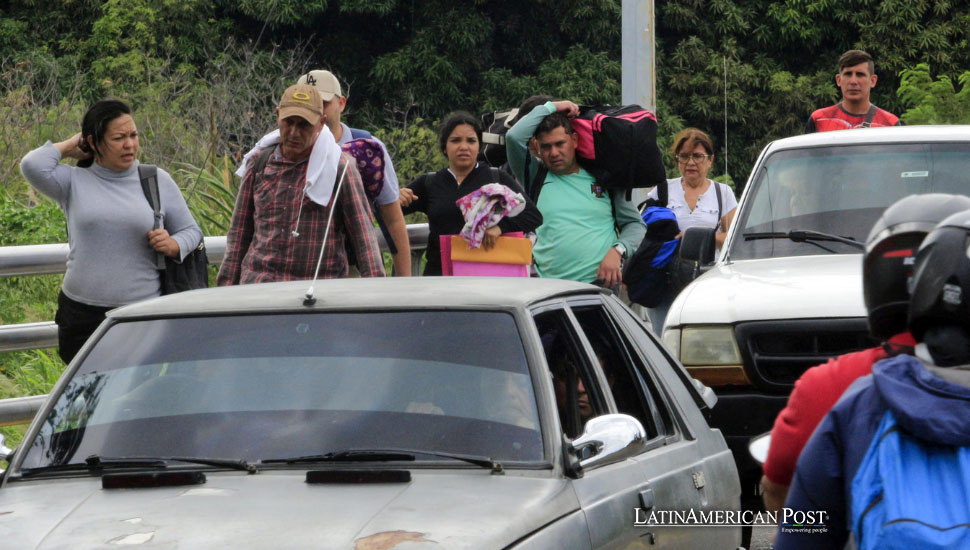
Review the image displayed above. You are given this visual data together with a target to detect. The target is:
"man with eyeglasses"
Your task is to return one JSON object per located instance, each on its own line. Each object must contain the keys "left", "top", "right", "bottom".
{"left": 805, "top": 50, "right": 901, "bottom": 133}
{"left": 506, "top": 100, "right": 645, "bottom": 287}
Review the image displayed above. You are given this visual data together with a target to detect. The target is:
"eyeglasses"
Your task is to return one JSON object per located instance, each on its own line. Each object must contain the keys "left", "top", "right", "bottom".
{"left": 676, "top": 152, "right": 711, "bottom": 163}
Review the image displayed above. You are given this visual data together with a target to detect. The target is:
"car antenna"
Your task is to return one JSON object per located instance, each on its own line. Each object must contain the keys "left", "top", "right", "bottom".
{"left": 303, "top": 161, "right": 350, "bottom": 306}
{"left": 723, "top": 55, "right": 729, "bottom": 178}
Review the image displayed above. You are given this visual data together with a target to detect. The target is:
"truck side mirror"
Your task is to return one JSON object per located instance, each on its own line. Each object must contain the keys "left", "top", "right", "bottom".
{"left": 679, "top": 226, "right": 717, "bottom": 265}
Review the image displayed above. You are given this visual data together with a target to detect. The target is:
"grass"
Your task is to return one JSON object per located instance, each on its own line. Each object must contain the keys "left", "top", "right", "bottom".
{"left": 0, "top": 349, "right": 63, "bottom": 451}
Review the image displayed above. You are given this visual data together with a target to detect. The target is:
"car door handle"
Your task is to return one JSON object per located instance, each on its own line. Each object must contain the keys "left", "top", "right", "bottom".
{"left": 639, "top": 486, "right": 654, "bottom": 509}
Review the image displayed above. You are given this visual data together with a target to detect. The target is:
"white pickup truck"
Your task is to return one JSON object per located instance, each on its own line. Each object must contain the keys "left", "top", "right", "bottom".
{"left": 660, "top": 125, "right": 970, "bottom": 500}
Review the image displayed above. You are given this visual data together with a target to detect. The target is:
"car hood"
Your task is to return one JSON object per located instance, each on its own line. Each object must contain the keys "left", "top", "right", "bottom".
{"left": 669, "top": 254, "right": 865, "bottom": 326}
{"left": 0, "top": 470, "right": 576, "bottom": 549}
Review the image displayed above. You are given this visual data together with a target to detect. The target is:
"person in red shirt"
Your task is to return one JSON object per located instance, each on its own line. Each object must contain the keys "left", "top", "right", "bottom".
{"left": 760, "top": 193, "right": 970, "bottom": 513}
{"left": 805, "top": 49, "right": 901, "bottom": 133}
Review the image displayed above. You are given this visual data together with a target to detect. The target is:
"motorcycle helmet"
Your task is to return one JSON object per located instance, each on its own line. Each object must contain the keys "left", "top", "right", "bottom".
{"left": 907, "top": 208, "right": 970, "bottom": 341}
{"left": 864, "top": 194, "right": 970, "bottom": 339}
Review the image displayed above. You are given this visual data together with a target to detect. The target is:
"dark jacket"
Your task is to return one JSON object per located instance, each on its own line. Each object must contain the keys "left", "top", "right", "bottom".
{"left": 402, "top": 164, "right": 541, "bottom": 276}
{"left": 776, "top": 354, "right": 970, "bottom": 549}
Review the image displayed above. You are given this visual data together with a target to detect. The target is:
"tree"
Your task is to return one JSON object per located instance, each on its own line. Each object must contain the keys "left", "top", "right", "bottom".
{"left": 896, "top": 63, "right": 970, "bottom": 125}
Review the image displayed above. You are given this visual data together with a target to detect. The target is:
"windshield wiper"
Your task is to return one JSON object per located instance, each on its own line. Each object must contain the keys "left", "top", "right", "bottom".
{"left": 743, "top": 230, "right": 865, "bottom": 250}
{"left": 20, "top": 455, "right": 257, "bottom": 476}
{"left": 263, "top": 448, "right": 504, "bottom": 474}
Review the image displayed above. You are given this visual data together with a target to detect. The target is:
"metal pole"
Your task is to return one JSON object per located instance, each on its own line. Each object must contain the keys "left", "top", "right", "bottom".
{"left": 621, "top": 0, "right": 656, "bottom": 113}
{"left": 623, "top": 0, "right": 657, "bottom": 322}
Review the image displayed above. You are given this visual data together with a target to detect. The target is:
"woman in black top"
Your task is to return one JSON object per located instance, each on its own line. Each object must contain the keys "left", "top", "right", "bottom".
{"left": 400, "top": 111, "right": 542, "bottom": 276}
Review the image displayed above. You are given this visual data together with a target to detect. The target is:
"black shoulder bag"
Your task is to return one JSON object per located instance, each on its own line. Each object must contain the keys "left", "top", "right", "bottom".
{"left": 138, "top": 164, "right": 209, "bottom": 294}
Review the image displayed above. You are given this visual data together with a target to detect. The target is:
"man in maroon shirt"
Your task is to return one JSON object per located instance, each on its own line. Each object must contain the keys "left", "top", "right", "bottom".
{"left": 218, "top": 84, "right": 384, "bottom": 285}
{"left": 805, "top": 50, "right": 901, "bottom": 133}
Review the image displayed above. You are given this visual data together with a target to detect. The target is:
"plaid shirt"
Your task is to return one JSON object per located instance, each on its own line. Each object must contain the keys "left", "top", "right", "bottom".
{"left": 217, "top": 148, "right": 384, "bottom": 286}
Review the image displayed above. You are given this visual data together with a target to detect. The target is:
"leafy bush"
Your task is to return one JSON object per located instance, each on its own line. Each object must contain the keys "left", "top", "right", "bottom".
{"left": 897, "top": 63, "right": 970, "bottom": 125}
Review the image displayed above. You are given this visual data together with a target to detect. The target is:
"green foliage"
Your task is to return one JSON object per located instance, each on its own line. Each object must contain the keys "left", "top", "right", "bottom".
{"left": 375, "top": 120, "right": 445, "bottom": 187}
{"left": 0, "top": 349, "right": 64, "bottom": 448}
{"left": 897, "top": 63, "right": 970, "bottom": 124}
{"left": 481, "top": 46, "right": 622, "bottom": 113}
{"left": 175, "top": 156, "right": 240, "bottom": 236}
{"left": 229, "top": 0, "right": 330, "bottom": 26}
{"left": 0, "top": 186, "right": 64, "bottom": 328}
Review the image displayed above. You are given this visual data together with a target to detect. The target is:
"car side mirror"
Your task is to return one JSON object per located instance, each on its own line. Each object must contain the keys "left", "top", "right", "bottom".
{"left": 679, "top": 226, "right": 717, "bottom": 265}
{"left": 749, "top": 431, "right": 771, "bottom": 465}
{"left": 0, "top": 433, "right": 12, "bottom": 475}
{"left": 0, "top": 434, "right": 11, "bottom": 460}
{"left": 570, "top": 414, "right": 647, "bottom": 471}
{"left": 692, "top": 378, "right": 718, "bottom": 410}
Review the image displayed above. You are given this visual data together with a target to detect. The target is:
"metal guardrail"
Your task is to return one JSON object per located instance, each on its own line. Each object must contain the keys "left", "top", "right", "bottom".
{"left": 0, "top": 395, "right": 47, "bottom": 427}
{"left": 0, "top": 225, "right": 431, "bottom": 277}
{"left": 0, "top": 224, "right": 430, "bottom": 352}
{"left": 0, "top": 322, "right": 58, "bottom": 352}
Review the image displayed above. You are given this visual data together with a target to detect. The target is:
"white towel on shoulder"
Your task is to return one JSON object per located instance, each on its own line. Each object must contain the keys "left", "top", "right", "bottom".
{"left": 235, "top": 125, "right": 342, "bottom": 206}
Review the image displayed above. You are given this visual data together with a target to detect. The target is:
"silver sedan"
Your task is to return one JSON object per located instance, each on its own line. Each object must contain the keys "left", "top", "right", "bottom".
{"left": 0, "top": 278, "right": 741, "bottom": 549}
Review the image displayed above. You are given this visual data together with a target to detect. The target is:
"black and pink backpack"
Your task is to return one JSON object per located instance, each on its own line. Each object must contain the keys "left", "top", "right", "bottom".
{"left": 571, "top": 105, "right": 667, "bottom": 204}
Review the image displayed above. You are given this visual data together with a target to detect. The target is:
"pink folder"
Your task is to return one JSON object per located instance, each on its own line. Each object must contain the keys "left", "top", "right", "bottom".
{"left": 440, "top": 233, "right": 530, "bottom": 277}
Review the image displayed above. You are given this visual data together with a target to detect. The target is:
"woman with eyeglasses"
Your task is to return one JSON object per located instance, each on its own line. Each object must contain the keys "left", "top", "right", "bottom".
{"left": 643, "top": 128, "right": 737, "bottom": 332}
{"left": 648, "top": 128, "right": 738, "bottom": 246}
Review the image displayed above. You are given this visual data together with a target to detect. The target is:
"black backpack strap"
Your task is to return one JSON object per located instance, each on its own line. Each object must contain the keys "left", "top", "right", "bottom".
{"left": 138, "top": 164, "right": 166, "bottom": 270}
{"left": 861, "top": 105, "right": 878, "bottom": 128}
{"left": 522, "top": 155, "right": 533, "bottom": 192}
{"left": 714, "top": 180, "right": 723, "bottom": 231}
{"left": 530, "top": 165, "right": 548, "bottom": 203}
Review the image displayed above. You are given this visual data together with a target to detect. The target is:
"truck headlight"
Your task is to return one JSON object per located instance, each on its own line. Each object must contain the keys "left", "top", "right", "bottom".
{"left": 679, "top": 326, "right": 743, "bottom": 366}
{"left": 661, "top": 328, "right": 680, "bottom": 359}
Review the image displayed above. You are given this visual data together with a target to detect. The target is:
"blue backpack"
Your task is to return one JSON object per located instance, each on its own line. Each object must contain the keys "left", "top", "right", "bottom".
{"left": 623, "top": 206, "right": 681, "bottom": 307}
{"left": 851, "top": 409, "right": 970, "bottom": 550}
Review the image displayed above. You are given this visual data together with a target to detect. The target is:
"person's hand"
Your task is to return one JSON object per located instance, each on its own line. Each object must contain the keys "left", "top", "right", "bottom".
{"left": 399, "top": 187, "right": 418, "bottom": 207}
{"left": 482, "top": 226, "right": 502, "bottom": 250}
{"left": 148, "top": 229, "right": 181, "bottom": 258}
{"left": 57, "top": 132, "right": 92, "bottom": 161}
{"left": 597, "top": 247, "right": 623, "bottom": 287}
{"left": 552, "top": 101, "right": 580, "bottom": 118}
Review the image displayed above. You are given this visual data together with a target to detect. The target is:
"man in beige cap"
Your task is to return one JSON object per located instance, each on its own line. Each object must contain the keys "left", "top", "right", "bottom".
{"left": 218, "top": 84, "right": 384, "bottom": 285}
{"left": 297, "top": 69, "right": 411, "bottom": 276}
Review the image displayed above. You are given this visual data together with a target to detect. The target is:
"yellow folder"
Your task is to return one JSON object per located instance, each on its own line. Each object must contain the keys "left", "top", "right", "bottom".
{"left": 450, "top": 235, "right": 533, "bottom": 265}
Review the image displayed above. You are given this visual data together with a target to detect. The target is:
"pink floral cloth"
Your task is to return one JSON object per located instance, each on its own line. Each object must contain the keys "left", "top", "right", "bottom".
{"left": 456, "top": 183, "right": 526, "bottom": 248}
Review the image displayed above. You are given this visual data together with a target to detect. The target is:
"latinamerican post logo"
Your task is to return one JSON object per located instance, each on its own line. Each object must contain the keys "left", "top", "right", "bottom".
{"left": 634, "top": 508, "right": 828, "bottom": 534}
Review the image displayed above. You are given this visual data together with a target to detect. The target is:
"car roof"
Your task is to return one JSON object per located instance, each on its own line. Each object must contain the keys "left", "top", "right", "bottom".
{"left": 764, "top": 125, "right": 970, "bottom": 153}
{"left": 108, "top": 277, "right": 607, "bottom": 319}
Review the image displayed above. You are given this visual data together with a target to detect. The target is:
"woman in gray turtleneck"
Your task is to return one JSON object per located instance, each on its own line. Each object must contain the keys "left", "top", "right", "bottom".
{"left": 20, "top": 99, "right": 202, "bottom": 364}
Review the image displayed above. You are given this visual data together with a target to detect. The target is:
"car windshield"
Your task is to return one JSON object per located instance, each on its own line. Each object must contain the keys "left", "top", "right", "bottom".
{"left": 729, "top": 142, "right": 970, "bottom": 260}
{"left": 18, "top": 311, "right": 542, "bottom": 471}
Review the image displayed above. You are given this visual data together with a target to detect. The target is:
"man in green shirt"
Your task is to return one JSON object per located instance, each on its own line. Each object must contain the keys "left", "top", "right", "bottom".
{"left": 506, "top": 100, "right": 645, "bottom": 285}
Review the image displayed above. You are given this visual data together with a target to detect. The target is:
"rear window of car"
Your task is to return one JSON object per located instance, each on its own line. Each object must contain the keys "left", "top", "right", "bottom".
{"left": 20, "top": 311, "right": 542, "bottom": 469}
{"left": 731, "top": 142, "right": 970, "bottom": 260}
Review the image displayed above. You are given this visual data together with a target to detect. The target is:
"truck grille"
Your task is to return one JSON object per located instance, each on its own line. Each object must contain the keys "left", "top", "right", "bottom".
{"left": 734, "top": 319, "right": 878, "bottom": 392}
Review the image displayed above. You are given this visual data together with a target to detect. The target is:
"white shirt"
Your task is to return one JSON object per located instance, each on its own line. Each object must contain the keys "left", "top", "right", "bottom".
{"left": 647, "top": 177, "right": 738, "bottom": 232}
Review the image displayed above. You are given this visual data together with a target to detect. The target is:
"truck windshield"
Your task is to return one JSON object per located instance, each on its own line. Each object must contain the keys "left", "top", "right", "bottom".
{"left": 729, "top": 142, "right": 970, "bottom": 260}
